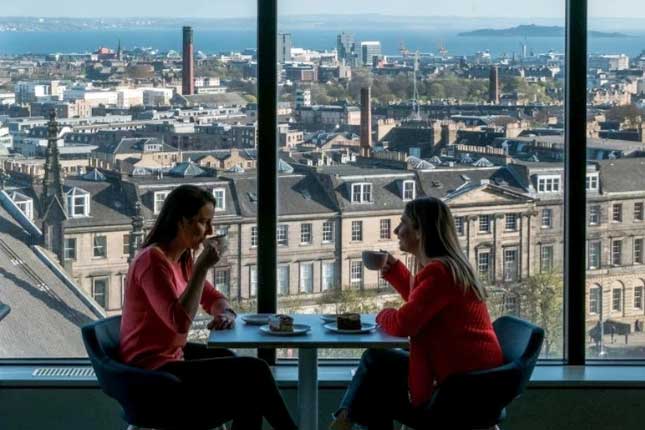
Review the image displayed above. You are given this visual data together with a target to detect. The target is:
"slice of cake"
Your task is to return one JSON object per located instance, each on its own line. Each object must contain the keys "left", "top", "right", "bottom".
{"left": 337, "top": 313, "right": 361, "bottom": 330}
{"left": 268, "top": 314, "right": 294, "bottom": 332}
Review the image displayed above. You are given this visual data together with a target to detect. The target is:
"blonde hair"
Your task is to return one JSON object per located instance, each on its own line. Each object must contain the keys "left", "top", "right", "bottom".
{"left": 405, "top": 197, "right": 487, "bottom": 301}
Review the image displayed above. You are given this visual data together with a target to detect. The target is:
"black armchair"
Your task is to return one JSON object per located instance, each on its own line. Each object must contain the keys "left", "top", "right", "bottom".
{"left": 81, "top": 315, "right": 228, "bottom": 430}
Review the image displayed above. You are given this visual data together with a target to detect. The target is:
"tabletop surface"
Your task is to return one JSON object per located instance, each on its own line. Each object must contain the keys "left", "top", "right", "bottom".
{"left": 207, "top": 314, "right": 409, "bottom": 349}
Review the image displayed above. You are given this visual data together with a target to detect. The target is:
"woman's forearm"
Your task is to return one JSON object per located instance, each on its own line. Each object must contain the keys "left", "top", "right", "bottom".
{"left": 179, "top": 264, "right": 209, "bottom": 321}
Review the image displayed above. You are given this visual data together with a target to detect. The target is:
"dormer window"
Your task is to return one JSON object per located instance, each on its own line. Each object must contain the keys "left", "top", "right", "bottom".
{"left": 65, "top": 187, "right": 90, "bottom": 218}
{"left": 10, "top": 192, "right": 33, "bottom": 220}
{"left": 586, "top": 173, "right": 599, "bottom": 191}
{"left": 351, "top": 183, "right": 372, "bottom": 203}
{"left": 213, "top": 188, "right": 226, "bottom": 211}
{"left": 154, "top": 191, "right": 170, "bottom": 215}
{"left": 402, "top": 180, "right": 416, "bottom": 201}
{"left": 537, "top": 175, "right": 561, "bottom": 193}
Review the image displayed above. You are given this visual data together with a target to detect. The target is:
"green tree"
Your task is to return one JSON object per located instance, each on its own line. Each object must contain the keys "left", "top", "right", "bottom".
{"left": 605, "top": 104, "right": 644, "bottom": 127}
{"left": 519, "top": 271, "right": 564, "bottom": 358}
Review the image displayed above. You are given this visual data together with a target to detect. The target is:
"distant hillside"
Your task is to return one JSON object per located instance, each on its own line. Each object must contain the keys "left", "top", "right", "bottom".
{"left": 459, "top": 24, "right": 629, "bottom": 38}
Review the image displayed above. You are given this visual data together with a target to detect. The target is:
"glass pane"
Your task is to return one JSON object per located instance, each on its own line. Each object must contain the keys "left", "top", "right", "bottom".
{"left": 276, "top": 1, "right": 565, "bottom": 360}
{"left": 0, "top": 3, "right": 257, "bottom": 358}
{"left": 586, "top": 0, "right": 645, "bottom": 359}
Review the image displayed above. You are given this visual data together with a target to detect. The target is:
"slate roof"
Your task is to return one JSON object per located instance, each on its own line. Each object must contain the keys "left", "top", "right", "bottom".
{"left": 596, "top": 158, "right": 645, "bottom": 194}
{"left": 0, "top": 205, "right": 103, "bottom": 358}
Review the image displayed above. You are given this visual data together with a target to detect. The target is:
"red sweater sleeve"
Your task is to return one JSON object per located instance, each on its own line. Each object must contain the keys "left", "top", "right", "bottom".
{"left": 377, "top": 263, "right": 460, "bottom": 337}
{"left": 138, "top": 258, "right": 192, "bottom": 335}
{"left": 200, "top": 279, "right": 226, "bottom": 315}
{"left": 383, "top": 260, "right": 413, "bottom": 301}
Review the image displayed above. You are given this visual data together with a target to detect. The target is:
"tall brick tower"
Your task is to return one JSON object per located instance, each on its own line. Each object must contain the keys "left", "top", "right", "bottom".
{"left": 360, "top": 87, "right": 372, "bottom": 157}
{"left": 489, "top": 65, "right": 500, "bottom": 104}
{"left": 182, "top": 26, "right": 195, "bottom": 95}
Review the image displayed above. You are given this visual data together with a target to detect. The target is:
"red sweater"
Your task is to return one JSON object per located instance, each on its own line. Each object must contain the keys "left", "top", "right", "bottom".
{"left": 377, "top": 260, "right": 503, "bottom": 407}
{"left": 119, "top": 246, "right": 225, "bottom": 370}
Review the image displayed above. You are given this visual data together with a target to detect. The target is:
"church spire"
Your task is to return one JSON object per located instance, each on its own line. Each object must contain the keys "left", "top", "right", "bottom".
{"left": 42, "top": 110, "right": 64, "bottom": 211}
{"left": 128, "top": 201, "right": 145, "bottom": 262}
{"left": 117, "top": 39, "right": 122, "bottom": 61}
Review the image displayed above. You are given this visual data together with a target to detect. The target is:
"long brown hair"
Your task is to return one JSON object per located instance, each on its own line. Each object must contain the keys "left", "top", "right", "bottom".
{"left": 404, "top": 197, "right": 487, "bottom": 300}
{"left": 143, "top": 184, "right": 216, "bottom": 266}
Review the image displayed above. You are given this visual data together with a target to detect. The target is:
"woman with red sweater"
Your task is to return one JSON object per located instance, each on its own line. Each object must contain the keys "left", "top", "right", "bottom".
{"left": 331, "top": 197, "right": 504, "bottom": 430}
{"left": 119, "top": 185, "right": 297, "bottom": 430}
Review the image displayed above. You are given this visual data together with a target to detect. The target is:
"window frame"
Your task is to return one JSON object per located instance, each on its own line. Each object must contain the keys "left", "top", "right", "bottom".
{"left": 300, "top": 223, "right": 312, "bottom": 245}
{"left": 153, "top": 191, "right": 169, "bottom": 215}
{"left": 351, "top": 220, "right": 363, "bottom": 242}
{"left": 379, "top": 218, "right": 391, "bottom": 240}
{"left": 91, "top": 276, "right": 109, "bottom": 310}
{"left": 93, "top": 235, "right": 107, "bottom": 259}
{"left": 322, "top": 220, "right": 334, "bottom": 243}
{"left": 212, "top": 188, "right": 226, "bottom": 212}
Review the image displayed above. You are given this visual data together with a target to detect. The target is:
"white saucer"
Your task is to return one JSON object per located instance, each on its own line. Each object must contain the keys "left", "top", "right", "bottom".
{"left": 323, "top": 322, "right": 377, "bottom": 334}
{"left": 241, "top": 314, "right": 273, "bottom": 325}
{"left": 259, "top": 324, "right": 311, "bottom": 336}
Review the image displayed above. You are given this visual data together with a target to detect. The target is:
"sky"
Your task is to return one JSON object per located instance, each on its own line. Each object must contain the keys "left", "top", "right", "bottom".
{"left": 1, "top": 0, "right": 644, "bottom": 19}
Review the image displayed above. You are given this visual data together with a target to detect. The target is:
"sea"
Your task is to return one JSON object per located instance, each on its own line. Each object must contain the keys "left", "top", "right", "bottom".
{"left": 1, "top": 29, "right": 645, "bottom": 58}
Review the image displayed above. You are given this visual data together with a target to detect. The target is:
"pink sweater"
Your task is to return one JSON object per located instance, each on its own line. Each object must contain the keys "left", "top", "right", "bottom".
{"left": 119, "top": 246, "right": 225, "bottom": 370}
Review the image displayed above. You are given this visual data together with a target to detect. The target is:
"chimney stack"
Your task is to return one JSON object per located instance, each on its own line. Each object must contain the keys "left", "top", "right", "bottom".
{"left": 360, "top": 87, "right": 372, "bottom": 157}
{"left": 182, "top": 26, "right": 195, "bottom": 96}
{"left": 489, "top": 66, "right": 500, "bottom": 104}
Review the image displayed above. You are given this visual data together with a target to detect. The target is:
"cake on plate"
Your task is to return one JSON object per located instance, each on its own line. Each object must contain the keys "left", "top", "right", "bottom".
{"left": 268, "top": 314, "right": 294, "bottom": 332}
{"left": 337, "top": 313, "right": 361, "bottom": 330}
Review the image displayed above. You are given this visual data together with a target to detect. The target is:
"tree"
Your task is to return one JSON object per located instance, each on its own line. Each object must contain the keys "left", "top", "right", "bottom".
{"left": 605, "top": 104, "right": 644, "bottom": 127}
{"left": 519, "top": 271, "right": 564, "bottom": 358}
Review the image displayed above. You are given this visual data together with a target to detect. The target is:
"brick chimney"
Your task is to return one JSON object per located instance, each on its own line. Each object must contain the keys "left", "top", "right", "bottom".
{"left": 360, "top": 87, "right": 372, "bottom": 157}
{"left": 182, "top": 26, "right": 195, "bottom": 95}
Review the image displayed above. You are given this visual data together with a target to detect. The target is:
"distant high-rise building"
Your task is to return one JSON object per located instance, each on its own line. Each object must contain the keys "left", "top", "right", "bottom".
{"left": 489, "top": 66, "right": 500, "bottom": 104}
{"left": 278, "top": 33, "right": 293, "bottom": 64}
{"left": 295, "top": 88, "right": 311, "bottom": 108}
{"left": 361, "top": 87, "right": 372, "bottom": 157}
{"left": 337, "top": 32, "right": 355, "bottom": 64}
{"left": 182, "top": 26, "right": 195, "bottom": 95}
{"left": 361, "top": 41, "right": 382, "bottom": 66}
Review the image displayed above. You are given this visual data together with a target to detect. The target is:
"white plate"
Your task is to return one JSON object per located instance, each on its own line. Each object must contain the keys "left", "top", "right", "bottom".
{"left": 259, "top": 324, "right": 311, "bottom": 336}
{"left": 323, "top": 322, "right": 377, "bottom": 334}
{"left": 241, "top": 314, "right": 274, "bottom": 325}
{"left": 320, "top": 314, "right": 338, "bottom": 323}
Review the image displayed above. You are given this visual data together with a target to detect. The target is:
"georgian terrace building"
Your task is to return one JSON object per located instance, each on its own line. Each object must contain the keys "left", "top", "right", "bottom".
{"left": 5, "top": 158, "right": 645, "bottom": 330}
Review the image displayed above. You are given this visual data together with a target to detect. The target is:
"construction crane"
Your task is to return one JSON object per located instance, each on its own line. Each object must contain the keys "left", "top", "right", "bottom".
{"left": 410, "top": 50, "right": 421, "bottom": 121}
{"left": 400, "top": 41, "right": 410, "bottom": 59}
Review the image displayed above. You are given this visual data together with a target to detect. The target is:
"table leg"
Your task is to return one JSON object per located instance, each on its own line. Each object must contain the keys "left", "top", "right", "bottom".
{"left": 298, "top": 348, "right": 318, "bottom": 430}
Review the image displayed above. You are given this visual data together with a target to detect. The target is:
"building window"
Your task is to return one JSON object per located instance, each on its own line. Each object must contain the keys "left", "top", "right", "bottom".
{"left": 537, "top": 175, "right": 561, "bottom": 193}
{"left": 93, "top": 235, "right": 107, "bottom": 258}
{"left": 277, "top": 225, "right": 288, "bottom": 246}
{"left": 215, "top": 269, "right": 230, "bottom": 296}
{"left": 67, "top": 193, "right": 90, "bottom": 218}
{"left": 120, "top": 274, "right": 126, "bottom": 307}
{"left": 589, "top": 286, "right": 601, "bottom": 315}
{"left": 503, "top": 293, "right": 519, "bottom": 315}
{"left": 634, "top": 286, "right": 644, "bottom": 311}
{"left": 635, "top": 203, "right": 644, "bottom": 222}
{"left": 477, "top": 249, "right": 491, "bottom": 283}
{"left": 586, "top": 174, "right": 599, "bottom": 191}
{"left": 64, "top": 238, "right": 76, "bottom": 261}
{"left": 503, "top": 248, "right": 519, "bottom": 282}
{"left": 479, "top": 215, "right": 491, "bottom": 233}
{"left": 541, "top": 245, "right": 554, "bottom": 272}
{"left": 541, "top": 208, "right": 553, "bottom": 229}
{"left": 322, "top": 262, "right": 336, "bottom": 291}
{"left": 351, "top": 220, "right": 363, "bottom": 242}
{"left": 251, "top": 226, "right": 258, "bottom": 248}
{"left": 213, "top": 188, "right": 226, "bottom": 211}
{"left": 380, "top": 219, "right": 391, "bottom": 240}
{"left": 154, "top": 191, "right": 169, "bottom": 215}
{"left": 300, "top": 223, "right": 312, "bottom": 244}
{"left": 589, "top": 205, "right": 600, "bottom": 225}
{"left": 322, "top": 221, "right": 334, "bottom": 243}
{"left": 278, "top": 265, "right": 289, "bottom": 296}
{"left": 455, "top": 216, "right": 465, "bottom": 236}
{"left": 123, "top": 234, "right": 130, "bottom": 256}
{"left": 250, "top": 267, "right": 257, "bottom": 297}
{"left": 612, "top": 288, "right": 623, "bottom": 312}
{"left": 613, "top": 203, "right": 623, "bottom": 222}
{"left": 351, "top": 183, "right": 372, "bottom": 203}
{"left": 300, "top": 263, "right": 314, "bottom": 293}
{"left": 635, "top": 238, "right": 643, "bottom": 265}
{"left": 612, "top": 239, "right": 623, "bottom": 266}
{"left": 588, "top": 240, "right": 601, "bottom": 269}
{"left": 402, "top": 180, "right": 416, "bottom": 201}
{"left": 505, "top": 213, "right": 518, "bottom": 231}
{"left": 350, "top": 260, "right": 363, "bottom": 289}
{"left": 15, "top": 200, "right": 33, "bottom": 220}
{"left": 92, "top": 277, "right": 108, "bottom": 310}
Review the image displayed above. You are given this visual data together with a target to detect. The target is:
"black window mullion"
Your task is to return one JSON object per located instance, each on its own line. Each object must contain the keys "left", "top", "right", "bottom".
{"left": 257, "top": 0, "right": 278, "bottom": 364}
{"left": 565, "top": 0, "right": 588, "bottom": 365}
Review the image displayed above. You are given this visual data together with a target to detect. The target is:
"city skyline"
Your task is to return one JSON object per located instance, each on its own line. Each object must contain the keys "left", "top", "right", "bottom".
{"left": 2, "top": 0, "right": 645, "bottom": 19}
